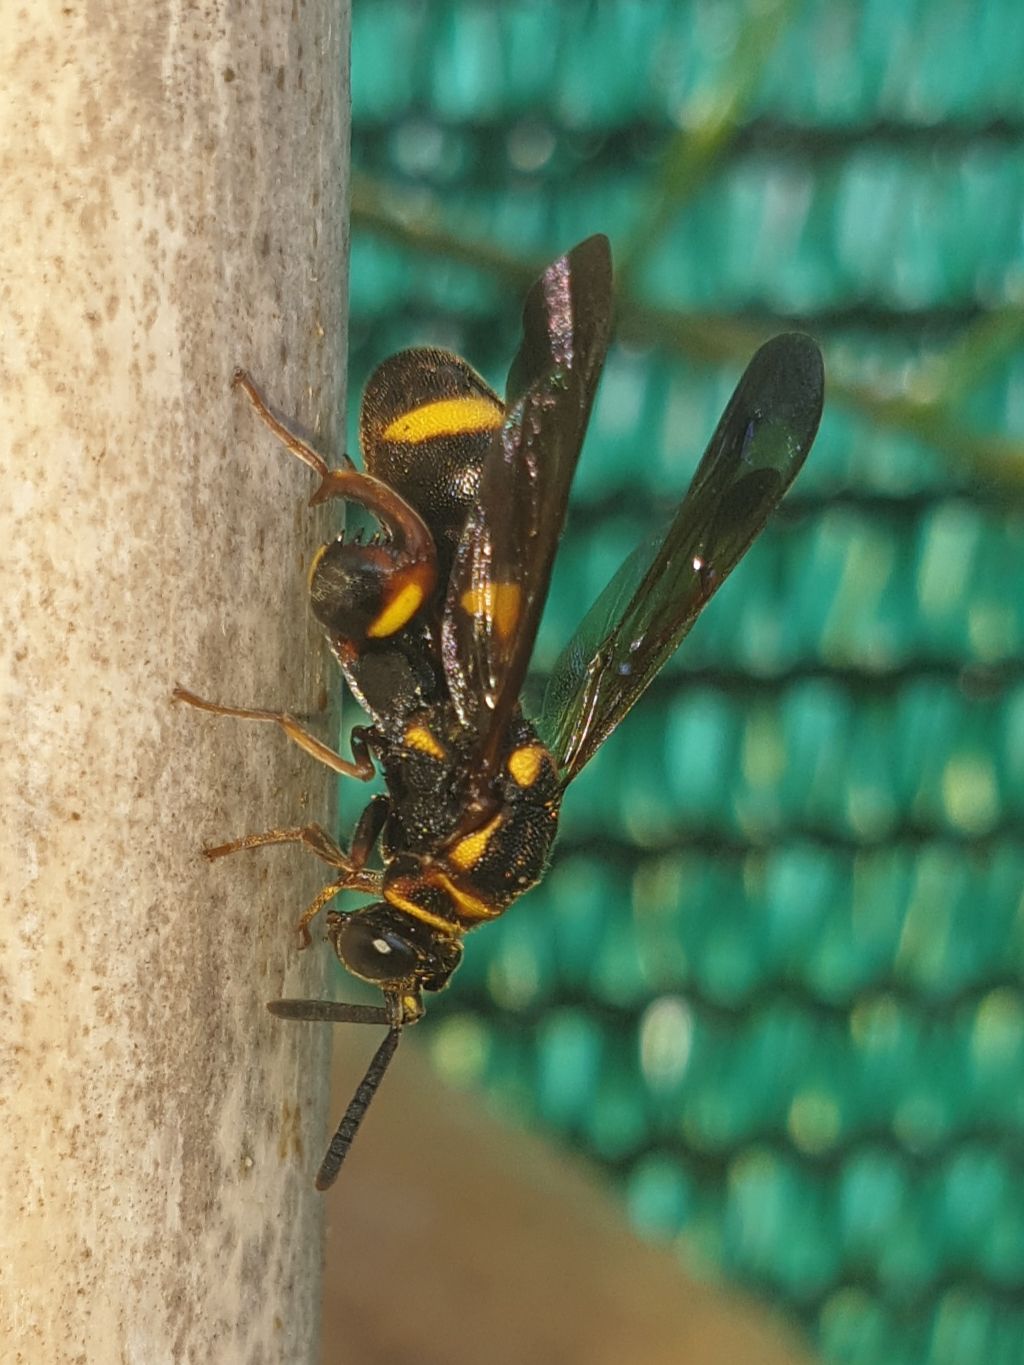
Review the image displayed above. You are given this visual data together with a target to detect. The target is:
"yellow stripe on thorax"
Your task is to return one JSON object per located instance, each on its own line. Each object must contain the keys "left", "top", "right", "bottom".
{"left": 429, "top": 871, "right": 500, "bottom": 922}
{"left": 384, "top": 886, "right": 459, "bottom": 936}
{"left": 403, "top": 725, "right": 446, "bottom": 760}
{"left": 383, "top": 396, "right": 503, "bottom": 443}
{"left": 507, "top": 745, "right": 546, "bottom": 788}
{"left": 448, "top": 812, "right": 503, "bottom": 871}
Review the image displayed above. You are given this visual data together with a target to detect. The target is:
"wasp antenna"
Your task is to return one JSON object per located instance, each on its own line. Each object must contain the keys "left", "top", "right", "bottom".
{"left": 267, "top": 998, "right": 390, "bottom": 1026}
{"left": 315, "top": 1026, "right": 402, "bottom": 1191}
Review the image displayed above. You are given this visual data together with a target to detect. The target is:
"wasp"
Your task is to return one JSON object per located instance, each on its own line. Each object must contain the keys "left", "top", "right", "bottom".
{"left": 176, "top": 235, "right": 824, "bottom": 1189}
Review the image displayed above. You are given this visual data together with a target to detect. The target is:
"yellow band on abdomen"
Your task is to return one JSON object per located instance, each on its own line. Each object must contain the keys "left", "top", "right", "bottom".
{"left": 383, "top": 396, "right": 503, "bottom": 443}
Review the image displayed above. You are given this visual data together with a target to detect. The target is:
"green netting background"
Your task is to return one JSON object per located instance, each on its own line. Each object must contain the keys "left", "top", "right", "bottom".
{"left": 345, "top": 3, "right": 1024, "bottom": 1361}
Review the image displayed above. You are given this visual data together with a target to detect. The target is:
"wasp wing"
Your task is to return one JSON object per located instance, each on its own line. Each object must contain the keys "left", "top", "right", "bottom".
{"left": 538, "top": 333, "right": 824, "bottom": 784}
{"left": 441, "top": 234, "right": 613, "bottom": 786}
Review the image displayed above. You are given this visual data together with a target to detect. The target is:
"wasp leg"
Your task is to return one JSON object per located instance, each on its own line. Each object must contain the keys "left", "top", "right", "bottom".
{"left": 200, "top": 820, "right": 386, "bottom": 948}
{"left": 232, "top": 369, "right": 351, "bottom": 481}
{"left": 233, "top": 369, "right": 435, "bottom": 574}
{"left": 308, "top": 465, "right": 436, "bottom": 571}
{"left": 202, "top": 800, "right": 391, "bottom": 947}
{"left": 347, "top": 793, "right": 390, "bottom": 866}
{"left": 294, "top": 796, "right": 390, "bottom": 946}
{"left": 201, "top": 821, "right": 371, "bottom": 873}
{"left": 294, "top": 875, "right": 369, "bottom": 948}
{"left": 173, "top": 686, "right": 375, "bottom": 781}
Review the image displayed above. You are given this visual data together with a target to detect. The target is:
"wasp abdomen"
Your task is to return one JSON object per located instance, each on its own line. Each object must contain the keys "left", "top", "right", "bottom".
{"left": 361, "top": 347, "right": 504, "bottom": 568}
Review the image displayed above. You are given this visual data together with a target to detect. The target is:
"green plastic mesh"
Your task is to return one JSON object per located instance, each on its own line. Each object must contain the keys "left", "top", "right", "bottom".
{"left": 346, "top": 3, "right": 1024, "bottom": 1360}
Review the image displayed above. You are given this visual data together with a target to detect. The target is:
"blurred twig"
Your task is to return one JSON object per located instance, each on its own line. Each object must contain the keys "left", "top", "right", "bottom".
{"left": 620, "top": 301, "right": 1024, "bottom": 488}
{"left": 351, "top": 174, "right": 1024, "bottom": 491}
{"left": 351, "top": 175, "right": 541, "bottom": 291}
{"left": 616, "top": 0, "right": 800, "bottom": 292}
{"left": 913, "top": 305, "right": 1024, "bottom": 409}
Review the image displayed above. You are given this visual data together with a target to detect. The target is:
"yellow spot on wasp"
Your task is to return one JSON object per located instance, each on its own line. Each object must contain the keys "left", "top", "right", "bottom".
{"left": 507, "top": 745, "right": 545, "bottom": 788}
{"left": 383, "top": 396, "right": 503, "bottom": 443}
{"left": 367, "top": 581, "right": 424, "bottom": 638}
{"left": 460, "top": 582, "right": 522, "bottom": 641}
{"left": 403, "top": 726, "right": 446, "bottom": 760}
{"left": 449, "top": 812, "right": 503, "bottom": 871}
{"left": 399, "top": 991, "right": 425, "bottom": 1024}
{"left": 384, "top": 886, "right": 457, "bottom": 936}
{"left": 430, "top": 871, "right": 499, "bottom": 921}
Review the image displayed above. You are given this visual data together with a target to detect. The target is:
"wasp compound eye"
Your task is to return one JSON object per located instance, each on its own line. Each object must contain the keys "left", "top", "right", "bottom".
{"left": 333, "top": 906, "right": 421, "bottom": 985}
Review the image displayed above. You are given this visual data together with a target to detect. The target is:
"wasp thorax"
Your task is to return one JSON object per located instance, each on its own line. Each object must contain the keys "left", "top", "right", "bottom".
{"left": 330, "top": 903, "right": 463, "bottom": 992}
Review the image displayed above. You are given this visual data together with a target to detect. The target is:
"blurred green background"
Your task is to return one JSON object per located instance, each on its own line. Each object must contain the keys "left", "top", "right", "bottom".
{"left": 343, "top": 2, "right": 1024, "bottom": 1362}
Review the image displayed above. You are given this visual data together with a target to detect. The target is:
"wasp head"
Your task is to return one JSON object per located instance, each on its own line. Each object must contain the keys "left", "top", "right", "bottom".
{"left": 326, "top": 903, "right": 463, "bottom": 1004}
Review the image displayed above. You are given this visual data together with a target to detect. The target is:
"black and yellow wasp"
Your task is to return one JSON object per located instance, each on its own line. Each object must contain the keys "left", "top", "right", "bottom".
{"left": 176, "top": 235, "right": 824, "bottom": 1188}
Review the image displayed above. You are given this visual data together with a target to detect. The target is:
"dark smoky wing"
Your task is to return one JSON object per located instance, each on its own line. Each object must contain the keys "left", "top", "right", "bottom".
{"left": 441, "top": 235, "right": 613, "bottom": 784}
{"left": 505, "top": 234, "right": 614, "bottom": 404}
{"left": 539, "top": 332, "right": 825, "bottom": 783}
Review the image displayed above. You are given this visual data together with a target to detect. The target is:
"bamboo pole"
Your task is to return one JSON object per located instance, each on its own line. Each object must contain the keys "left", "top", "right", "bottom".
{"left": 0, "top": 4, "right": 349, "bottom": 1359}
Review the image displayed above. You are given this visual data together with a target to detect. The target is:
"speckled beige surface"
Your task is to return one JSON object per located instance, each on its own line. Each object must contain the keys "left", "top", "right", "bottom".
{"left": 1, "top": 6, "right": 348, "bottom": 1361}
